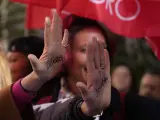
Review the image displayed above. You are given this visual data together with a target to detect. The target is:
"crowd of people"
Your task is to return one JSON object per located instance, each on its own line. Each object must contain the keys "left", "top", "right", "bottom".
{"left": 0, "top": 11, "right": 160, "bottom": 120}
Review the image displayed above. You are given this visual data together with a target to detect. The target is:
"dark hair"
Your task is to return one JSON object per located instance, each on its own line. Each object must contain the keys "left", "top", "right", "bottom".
{"left": 61, "top": 15, "right": 115, "bottom": 78}
{"left": 112, "top": 62, "right": 133, "bottom": 74}
{"left": 8, "top": 36, "right": 44, "bottom": 58}
{"left": 144, "top": 67, "right": 160, "bottom": 76}
{"left": 64, "top": 15, "right": 114, "bottom": 59}
{"left": 112, "top": 62, "right": 138, "bottom": 93}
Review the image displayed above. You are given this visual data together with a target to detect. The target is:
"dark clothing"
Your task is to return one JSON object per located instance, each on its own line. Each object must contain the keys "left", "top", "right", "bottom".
{"left": 20, "top": 73, "right": 160, "bottom": 120}
{"left": 125, "top": 93, "right": 160, "bottom": 120}
{"left": 1, "top": 84, "right": 159, "bottom": 120}
{"left": 21, "top": 88, "right": 160, "bottom": 120}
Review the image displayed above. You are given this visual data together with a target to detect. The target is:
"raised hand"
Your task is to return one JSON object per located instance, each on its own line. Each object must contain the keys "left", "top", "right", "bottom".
{"left": 77, "top": 37, "right": 111, "bottom": 116}
{"left": 28, "top": 11, "right": 69, "bottom": 82}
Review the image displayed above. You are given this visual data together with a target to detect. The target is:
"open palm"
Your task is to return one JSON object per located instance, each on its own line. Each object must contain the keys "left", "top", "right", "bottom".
{"left": 77, "top": 37, "right": 111, "bottom": 116}
{"left": 28, "top": 11, "right": 69, "bottom": 81}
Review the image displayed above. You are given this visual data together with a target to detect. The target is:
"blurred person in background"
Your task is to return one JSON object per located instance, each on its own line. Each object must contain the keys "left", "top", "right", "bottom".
{"left": 7, "top": 36, "right": 44, "bottom": 82}
{"left": 111, "top": 63, "right": 135, "bottom": 93}
{"left": 139, "top": 68, "right": 160, "bottom": 100}
{"left": 0, "top": 46, "right": 12, "bottom": 89}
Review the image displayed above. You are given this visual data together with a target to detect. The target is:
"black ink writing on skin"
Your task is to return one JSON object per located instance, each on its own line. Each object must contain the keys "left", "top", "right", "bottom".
{"left": 47, "top": 55, "right": 64, "bottom": 69}
{"left": 95, "top": 77, "right": 108, "bottom": 97}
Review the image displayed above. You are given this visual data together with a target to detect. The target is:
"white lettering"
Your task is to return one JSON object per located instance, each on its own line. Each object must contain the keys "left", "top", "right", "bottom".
{"left": 90, "top": 0, "right": 105, "bottom": 4}
{"left": 89, "top": 0, "right": 141, "bottom": 21}
{"left": 115, "top": 0, "right": 140, "bottom": 21}
{"left": 106, "top": 0, "right": 115, "bottom": 15}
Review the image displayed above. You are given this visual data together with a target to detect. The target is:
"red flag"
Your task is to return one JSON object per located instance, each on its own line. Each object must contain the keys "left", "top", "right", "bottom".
{"left": 145, "top": 37, "right": 160, "bottom": 60}
{"left": 11, "top": 0, "right": 160, "bottom": 59}
{"left": 56, "top": 0, "right": 70, "bottom": 13}
{"left": 61, "top": 0, "right": 160, "bottom": 38}
{"left": 11, "top": 0, "right": 160, "bottom": 38}
{"left": 26, "top": 5, "right": 52, "bottom": 29}
{"left": 145, "top": 24, "right": 160, "bottom": 59}
{"left": 25, "top": 5, "right": 70, "bottom": 29}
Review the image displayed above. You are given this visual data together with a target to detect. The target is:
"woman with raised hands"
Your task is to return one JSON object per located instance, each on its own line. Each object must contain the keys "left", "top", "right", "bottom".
{"left": 15, "top": 10, "right": 112, "bottom": 119}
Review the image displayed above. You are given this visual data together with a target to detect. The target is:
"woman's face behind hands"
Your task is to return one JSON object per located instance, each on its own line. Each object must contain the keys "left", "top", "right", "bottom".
{"left": 66, "top": 28, "right": 106, "bottom": 94}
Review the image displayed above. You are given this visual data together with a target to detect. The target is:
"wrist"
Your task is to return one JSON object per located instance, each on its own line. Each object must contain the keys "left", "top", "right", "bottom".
{"left": 21, "top": 71, "right": 45, "bottom": 92}
{"left": 20, "top": 79, "right": 37, "bottom": 96}
{"left": 81, "top": 102, "right": 103, "bottom": 117}
{"left": 70, "top": 97, "right": 93, "bottom": 120}
{"left": 81, "top": 102, "right": 91, "bottom": 116}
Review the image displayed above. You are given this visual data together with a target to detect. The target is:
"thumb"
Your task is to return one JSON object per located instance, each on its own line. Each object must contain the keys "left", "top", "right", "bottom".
{"left": 76, "top": 82, "right": 88, "bottom": 99}
{"left": 28, "top": 54, "right": 40, "bottom": 71}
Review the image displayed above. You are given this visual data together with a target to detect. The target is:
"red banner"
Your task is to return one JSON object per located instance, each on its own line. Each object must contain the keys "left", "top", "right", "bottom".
{"left": 63, "top": 0, "right": 160, "bottom": 38}
{"left": 11, "top": 0, "right": 160, "bottom": 59}
{"left": 145, "top": 37, "right": 160, "bottom": 59}
{"left": 26, "top": 5, "right": 51, "bottom": 29}
{"left": 25, "top": 5, "right": 70, "bottom": 29}
{"left": 11, "top": 0, "right": 160, "bottom": 38}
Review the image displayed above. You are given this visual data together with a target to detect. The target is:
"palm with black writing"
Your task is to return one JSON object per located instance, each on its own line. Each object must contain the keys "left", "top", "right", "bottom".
{"left": 28, "top": 11, "right": 69, "bottom": 82}
{"left": 76, "top": 37, "right": 111, "bottom": 116}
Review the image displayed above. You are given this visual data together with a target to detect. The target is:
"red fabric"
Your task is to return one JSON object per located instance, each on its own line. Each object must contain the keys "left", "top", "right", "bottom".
{"left": 11, "top": 0, "right": 160, "bottom": 38}
{"left": 37, "top": 96, "right": 52, "bottom": 104}
{"left": 25, "top": 5, "right": 70, "bottom": 29}
{"left": 10, "top": 0, "right": 160, "bottom": 60}
{"left": 26, "top": 5, "right": 52, "bottom": 29}
{"left": 56, "top": 0, "right": 70, "bottom": 13}
{"left": 145, "top": 37, "right": 160, "bottom": 59}
{"left": 63, "top": 0, "right": 160, "bottom": 38}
